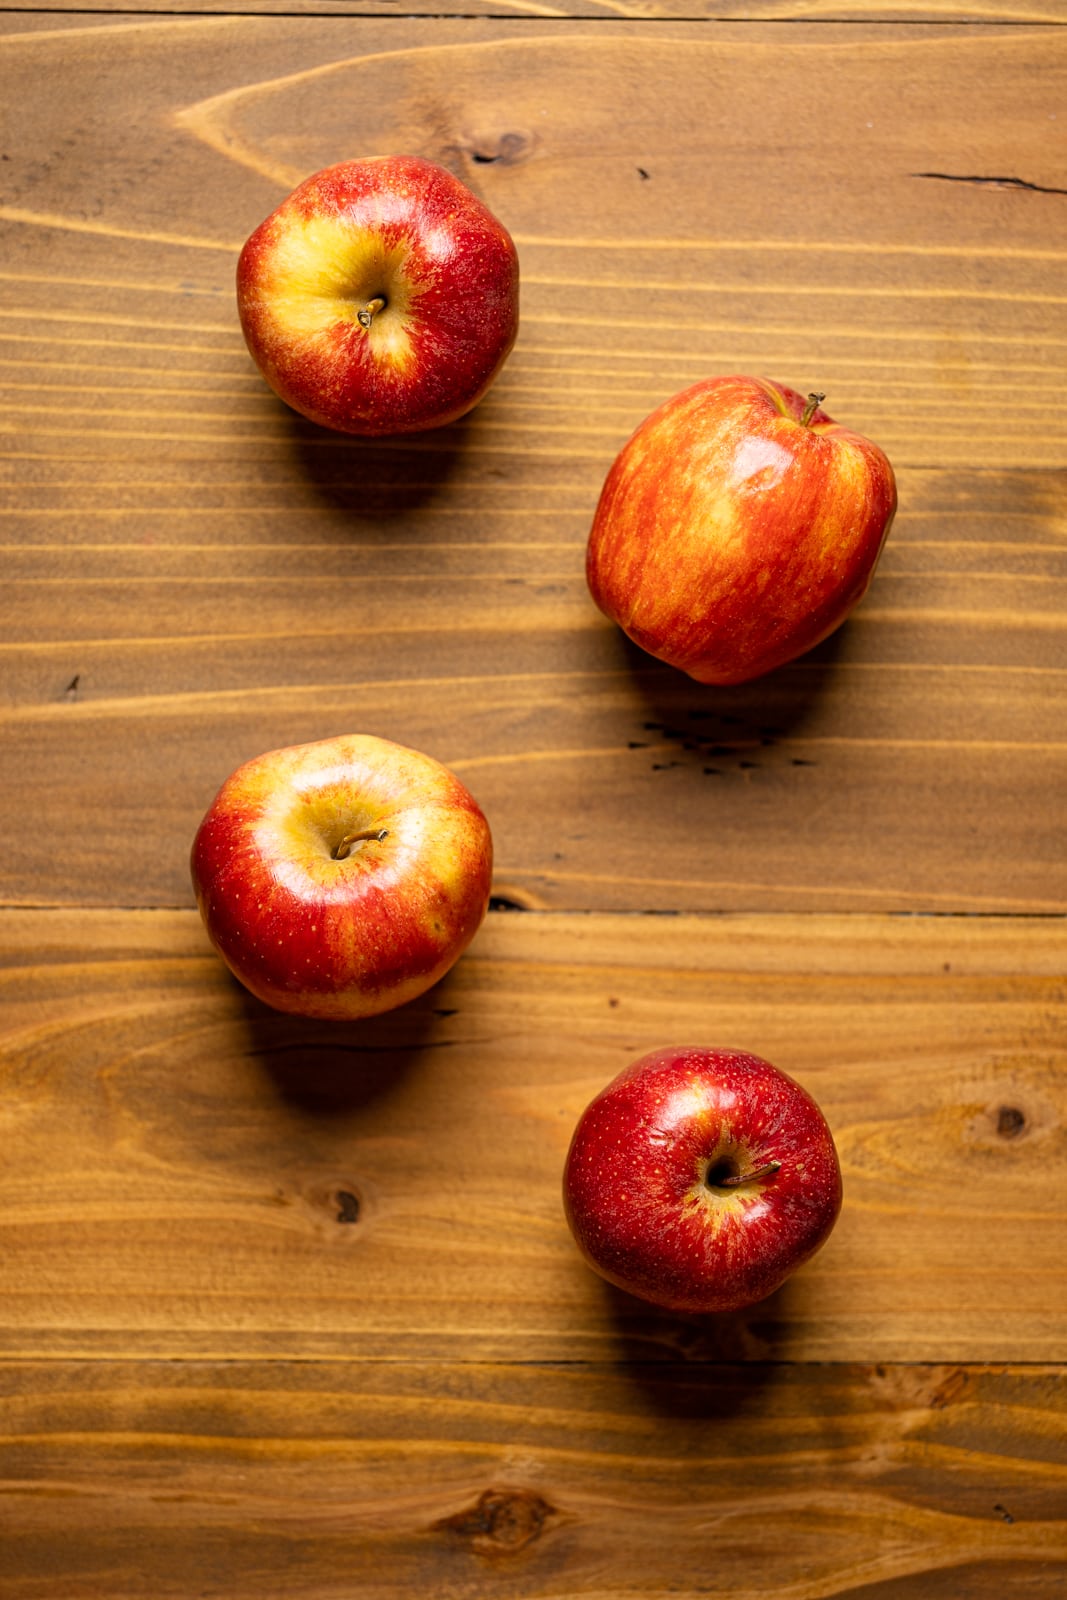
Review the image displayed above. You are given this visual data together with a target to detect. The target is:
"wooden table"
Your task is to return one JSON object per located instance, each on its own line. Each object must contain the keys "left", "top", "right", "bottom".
{"left": 1, "top": 4, "right": 1065, "bottom": 1595}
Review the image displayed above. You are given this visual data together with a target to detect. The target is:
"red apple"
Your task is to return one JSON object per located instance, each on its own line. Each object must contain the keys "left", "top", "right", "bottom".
{"left": 190, "top": 734, "right": 493, "bottom": 1019}
{"left": 563, "top": 1046, "right": 843, "bottom": 1314}
{"left": 586, "top": 375, "right": 896, "bottom": 684}
{"left": 237, "top": 155, "right": 519, "bottom": 435}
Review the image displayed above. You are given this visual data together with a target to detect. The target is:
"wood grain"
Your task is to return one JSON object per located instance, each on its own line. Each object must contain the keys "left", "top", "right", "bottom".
{"left": 4, "top": 646, "right": 1065, "bottom": 913}
{"left": 4, "top": 2, "right": 1064, "bottom": 20}
{"left": 1, "top": 17, "right": 1064, "bottom": 913}
{"left": 1, "top": 1358, "right": 1064, "bottom": 1600}
{"left": 0, "top": 907, "right": 1062, "bottom": 1363}
{"left": 1, "top": 19, "right": 1063, "bottom": 472}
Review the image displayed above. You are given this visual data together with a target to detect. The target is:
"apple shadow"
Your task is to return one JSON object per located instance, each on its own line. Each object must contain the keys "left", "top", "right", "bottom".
{"left": 613, "top": 619, "right": 857, "bottom": 782}
{"left": 283, "top": 407, "right": 475, "bottom": 527}
{"left": 232, "top": 968, "right": 462, "bottom": 1121}
{"left": 590, "top": 1271, "right": 810, "bottom": 1420}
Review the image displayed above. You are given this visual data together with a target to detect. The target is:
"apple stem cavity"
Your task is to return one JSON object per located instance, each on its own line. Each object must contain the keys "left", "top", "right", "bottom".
{"left": 356, "top": 296, "right": 387, "bottom": 330}
{"left": 333, "top": 827, "right": 389, "bottom": 861}
{"left": 713, "top": 1160, "right": 782, "bottom": 1189}
{"left": 800, "top": 392, "right": 826, "bottom": 428}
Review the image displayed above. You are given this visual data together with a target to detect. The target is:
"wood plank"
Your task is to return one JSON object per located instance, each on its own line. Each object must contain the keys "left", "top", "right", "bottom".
{"left": 3, "top": 2, "right": 1062, "bottom": 21}
{"left": 1, "top": 1360, "right": 1064, "bottom": 1600}
{"left": 0, "top": 908, "right": 1063, "bottom": 1362}
{"left": 3, "top": 649, "right": 1065, "bottom": 913}
{"left": 0, "top": 19, "right": 1063, "bottom": 471}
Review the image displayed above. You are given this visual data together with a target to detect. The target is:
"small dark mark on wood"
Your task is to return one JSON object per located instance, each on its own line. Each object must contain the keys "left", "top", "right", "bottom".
{"left": 739, "top": 760, "right": 759, "bottom": 770}
{"left": 637, "top": 167, "right": 650, "bottom": 180}
{"left": 996, "top": 1106, "right": 1027, "bottom": 1139}
{"left": 994, "top": 1503, "right": 1015, "bottom": 1524}
{"left": 489, "top": 894, "right": 527, "bottom": 912}
{"left": 930, "top": 1367, "right": 969, "bottom": 1409}
{"left": 628, "top": 740, "right": 649, "bottom": 749}
{"left": 64, "top": 673, "right": 80, "bottom": 698}
{"left": 642, "top": 721, "right": 662, "bottom": 731}
{"left": 702, "top": 767, "right": 722, "bottom": 776}
{"left": 470, "top": 133, "right": 531, "bottom": 167}
{"left": 335, "top": 1190, "right": 360, "bottom": 1224}
{"left": 791, "top": 758, "right": 816, "bottom": 767}
{"left": 434, "top": 1008, "right": 459, "bottom": 1018}
{"left": 609, "top": 996, "right": 619, "bottom": 1008}
{"left": 943, "top": 962, "right": 952, "bottom": 973}
{"left": 651, "top": 761, "right": 679, "bottom": 771}
{"left": 914, "top": 172, "right": 1067, "bottom": 196}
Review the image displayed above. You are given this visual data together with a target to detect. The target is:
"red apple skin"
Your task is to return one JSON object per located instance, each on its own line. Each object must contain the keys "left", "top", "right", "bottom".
{"left": 190, "top": 734, "right": 493, "bottom": 1020}
{"left": 563, "top": 1046, "right": 843, "bottom": 1314}
{"left": 586, "top": 375, "right": 897, "bottom": 685}
{"left": 237, "top": 155, "right": 519, "bottom": 436}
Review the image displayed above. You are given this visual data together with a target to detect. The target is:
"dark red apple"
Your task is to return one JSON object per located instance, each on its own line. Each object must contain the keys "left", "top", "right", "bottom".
{"left": 586, "top": 375, "right": 896, "bottom": 684}
{"left": 563, "top": 1046, "right": 843, "bottom": 1313}
{"left": 237, "top": 155, "right": 519, "bottom": 435}
{"left": 190, "top": 734, "right": 493, "bottom": 1019}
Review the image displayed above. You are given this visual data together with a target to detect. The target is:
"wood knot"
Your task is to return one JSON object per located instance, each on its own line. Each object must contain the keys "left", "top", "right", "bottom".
{"left": 468, "top": 131, "right": 533, "bottom": 167}
{"left": 435, "top": 1487, "right": 556, "bottom": 1557}
{"left": 996, "top": 1105, "right": 1027, "bottom": 1139}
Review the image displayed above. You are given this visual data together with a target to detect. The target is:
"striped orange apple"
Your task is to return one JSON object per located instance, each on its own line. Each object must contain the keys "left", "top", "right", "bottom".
{"left": 586, "top": 375, "right": 897, "bottom": 685}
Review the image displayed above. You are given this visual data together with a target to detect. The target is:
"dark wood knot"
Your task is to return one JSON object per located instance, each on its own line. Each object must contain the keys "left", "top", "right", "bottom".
{"left": 468, "top": 131, "right": 533, "bottom": 167}
{"left": 996, "top": 1105, "right": 1027, "bottom": 1139}
{"left": 435, "top": 1487, "right": 556, "bottom": 1556}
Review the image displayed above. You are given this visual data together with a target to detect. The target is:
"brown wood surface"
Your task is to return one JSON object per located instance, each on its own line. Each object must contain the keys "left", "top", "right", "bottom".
{"left": 0, "top": 8, "right": 1064, "bottom": 1599}
{"left": 2, "top": 1360, "right": 1064, "bottom": 1599}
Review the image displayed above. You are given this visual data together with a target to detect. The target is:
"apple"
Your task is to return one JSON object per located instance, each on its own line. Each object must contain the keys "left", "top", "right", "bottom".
{"left": 190, "top": 734, "right": 493, "bottom": 1019}
{"left": 237, "top": 155, "right": 519, "bottom": 435}
{"left": 586, "top": 375, "right": 897, "bottom": 684}
{"left": 563, "top": 1046, "right": 843, "bottom": 1314}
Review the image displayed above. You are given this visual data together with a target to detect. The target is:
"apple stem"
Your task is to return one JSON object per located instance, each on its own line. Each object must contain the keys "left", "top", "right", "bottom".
{"left": 800, "top": 392, "right": 826, "bottom": 428}
{"left": 333, "top": 827, "right": 389, "bottom": 861}
{"left": 356, "top": 296, "right": 387, "bottom": 330}
{"left": 717, "top": 1160, "right": 782, "bottom": 1188}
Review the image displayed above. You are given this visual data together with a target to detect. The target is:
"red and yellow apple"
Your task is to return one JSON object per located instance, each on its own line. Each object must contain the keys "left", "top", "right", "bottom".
{"left": 190, "top": 734, "right": 493, "bottom": 1019}
{"left": 563, "top": 1046, "right": 843, "bottom": 1314}
{"left": 586, "top": 375, "right": 897, "bottom": 684}
{"left": 237, "top": 155, "right": 519, "bottom": 435}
